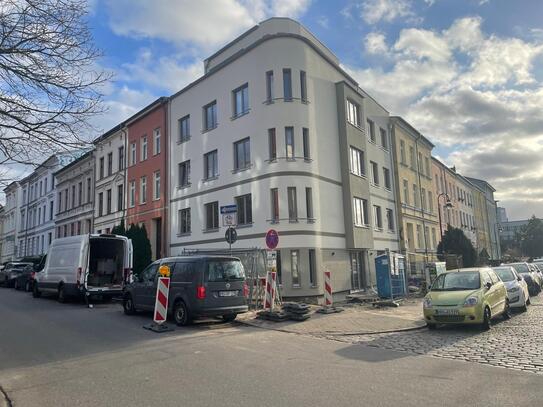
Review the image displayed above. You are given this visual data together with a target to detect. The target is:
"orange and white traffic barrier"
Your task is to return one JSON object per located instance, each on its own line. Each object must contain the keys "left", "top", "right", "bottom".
{"left": 324, "top": 271, "right": 333, "bottom": 307}
{"left": 264, "top": 271, "right": 277, "bottom": 311}
{"left": 154, "top": 276, "right": 170, "bottom": 323}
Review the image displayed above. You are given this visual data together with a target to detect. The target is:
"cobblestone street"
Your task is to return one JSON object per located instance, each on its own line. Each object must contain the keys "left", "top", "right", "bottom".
{"left": 321, "top": 297, "right": 543, "bottom": 374}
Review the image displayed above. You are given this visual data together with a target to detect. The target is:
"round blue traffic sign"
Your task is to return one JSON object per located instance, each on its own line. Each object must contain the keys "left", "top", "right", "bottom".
{"left": 265, "top": 229, "right": 279, "bottom": 250}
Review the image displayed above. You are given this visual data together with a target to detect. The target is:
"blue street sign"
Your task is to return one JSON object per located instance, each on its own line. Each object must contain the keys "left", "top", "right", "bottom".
{"left": 220, "top": 205, "right": 237, "bottom": 214}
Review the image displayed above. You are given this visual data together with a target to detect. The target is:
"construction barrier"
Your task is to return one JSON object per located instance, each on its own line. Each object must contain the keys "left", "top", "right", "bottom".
{"left": 154, "top": 276, "right": 170, "bottom": 323}
{"left": 324, "top": 270, "right": 333, "bottom": 306}
{"left": 264, "top": 271, "right": 277, "bottom": 311}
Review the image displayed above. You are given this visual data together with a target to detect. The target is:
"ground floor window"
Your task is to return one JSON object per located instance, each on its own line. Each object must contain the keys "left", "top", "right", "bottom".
{"left": 291, "top": 250, "right": 300, "bottom": 287}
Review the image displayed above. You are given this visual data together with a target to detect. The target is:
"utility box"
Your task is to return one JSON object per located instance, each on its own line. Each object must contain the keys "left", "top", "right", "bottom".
{"left": 375, "top": 253, "right": 407, "bottom": 299}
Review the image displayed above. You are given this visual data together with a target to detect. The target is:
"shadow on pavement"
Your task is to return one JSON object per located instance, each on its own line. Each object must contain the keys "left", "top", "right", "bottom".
{"left": 335, "top": 343, "right": 410, "bottom": 362}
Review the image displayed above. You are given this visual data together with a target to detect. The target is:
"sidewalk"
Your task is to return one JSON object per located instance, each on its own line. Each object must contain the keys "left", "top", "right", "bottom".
{"left": 238, "top": 298, "right": 427, "bottom": 336}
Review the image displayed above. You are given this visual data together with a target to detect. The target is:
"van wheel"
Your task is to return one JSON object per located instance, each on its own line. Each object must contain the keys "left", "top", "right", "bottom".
{"left": 57, "top": 285, "right": 66, "bottom": 303}
{"left": 32, "top": 283, "right": 41, "bottom": 298}
{"left": 222, "top": 314, "right": 237, "bottom": 322}
{"left": 173, "top": 301, "right": 191, "bottom": 326}
{"left": 123, "top": 294, "right": 136, "bottom": 315}
{"left": 481, "top": 307, "right": 491, "bottom": 331}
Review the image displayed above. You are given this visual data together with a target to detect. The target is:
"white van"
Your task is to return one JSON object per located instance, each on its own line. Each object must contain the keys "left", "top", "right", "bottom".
{"left": 33, "top": 234, "right": 133, "bottom": 302}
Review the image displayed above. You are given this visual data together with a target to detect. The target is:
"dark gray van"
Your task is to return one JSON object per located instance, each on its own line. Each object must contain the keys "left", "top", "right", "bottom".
{"left": 122, "top": 256, "right": 249, "bottom": 325}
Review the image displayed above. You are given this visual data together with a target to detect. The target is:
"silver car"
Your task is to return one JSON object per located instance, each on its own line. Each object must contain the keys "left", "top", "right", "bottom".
{"left": 493, "top": 266, "right": 530, "bottom": 311}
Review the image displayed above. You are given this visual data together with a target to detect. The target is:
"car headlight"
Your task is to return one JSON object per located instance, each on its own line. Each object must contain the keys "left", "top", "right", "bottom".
{"left": 507, "top": 286, "right": 519, "bottom": 293}
{"left": 423, "top": 298, "right": 432, "bottom": 309}
{"left": 463, "top": 297, "right": 478, "bottom": 307}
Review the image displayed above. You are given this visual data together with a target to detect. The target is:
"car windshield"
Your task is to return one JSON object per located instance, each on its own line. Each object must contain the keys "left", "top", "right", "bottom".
{"left": 510, "top": 263, "right": 529, "bottom": 273}
{"left": 431, "top": 272, "right": 481, "bottom": 291}
{"left": 493, "top": 268, "right": 516, "bottom": 282}
{"left": 206, "top": 260, "right": 245, "bottom": 282}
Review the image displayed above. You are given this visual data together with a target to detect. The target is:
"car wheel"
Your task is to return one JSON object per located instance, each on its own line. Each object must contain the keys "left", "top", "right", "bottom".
{"left": 57, "top": 285, "right": 66, "bottom": 303}
{"left": 32, "top": 283, "right": 41, "bottom": 298}
{"left": 427, "top": 323, "right": 437, "bottom": 330}
{"left": 521, "top": 302, "right": 528, "bottom": 312}
{"left": 123, "top": 294, "right": 136, "bottom": 315}
{"left": 173, "top": 301, "right": 191, "bottom": 326}
{"left": 481, "top": 306, "right": 491, "bottom": 331}
{"left": 222, "top": 314, "right": 237, "bottom": 322}
{"left": 502, "top": 300, "right": 511, "bottom": 320}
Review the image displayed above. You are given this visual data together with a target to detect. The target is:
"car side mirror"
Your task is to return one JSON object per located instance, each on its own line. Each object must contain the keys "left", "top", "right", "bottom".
{"left": 485, "top": 282, "right": 492, "bottom": 290}
{"left": 518, "top": 276, "right": 522, "bottom": 282}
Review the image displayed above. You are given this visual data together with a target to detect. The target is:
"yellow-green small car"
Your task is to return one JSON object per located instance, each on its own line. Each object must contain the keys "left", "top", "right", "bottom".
{"left": 423, "top": 267, "right": 509, "bottom": 330}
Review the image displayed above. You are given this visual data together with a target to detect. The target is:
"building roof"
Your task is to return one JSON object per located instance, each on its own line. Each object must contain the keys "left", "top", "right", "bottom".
{"left": 390, "top": 116, "right": 434, "bottom": 148}
{"left": 53, "top": 149, "right": 94, "bottom": 177}
{"left": 465, "top": 177, "right": 496, "bottom": 193}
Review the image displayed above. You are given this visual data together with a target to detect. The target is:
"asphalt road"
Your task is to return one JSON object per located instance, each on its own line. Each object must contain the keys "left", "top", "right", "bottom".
{"left": 1, "top": 287, "right": 542, "bottom": 407}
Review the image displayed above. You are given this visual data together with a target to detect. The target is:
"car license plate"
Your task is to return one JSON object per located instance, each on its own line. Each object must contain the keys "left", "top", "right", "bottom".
{"left": 434, "top": 308, "right": 459, "bottom": 315}
{"left": 219, "top": 290, "right": 237, "bottom": 297}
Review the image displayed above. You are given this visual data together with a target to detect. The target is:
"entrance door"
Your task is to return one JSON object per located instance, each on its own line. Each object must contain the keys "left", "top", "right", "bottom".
{"left": 350, "top": 251, "right": 366, "bottom": 291}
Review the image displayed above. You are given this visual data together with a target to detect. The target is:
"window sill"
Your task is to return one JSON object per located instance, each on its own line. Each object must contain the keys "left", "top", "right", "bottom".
{"left": 202, "top": 125, "right": 218, "bottom": 134}
{"left": 203, "top": 228, "right": 219, "bottom": 234}
{"left": 177, "top": 184, "right": 192, "bottom": 190}
{"left": 350, "top": 172, "right": 367, "bottom": 179}
{"left": 232, "top": 164, "right": 253, "bottom": 174}
{"left": 177, "top": 136, "right": 191, "bottom": 144}
{"left": 202, "top": 176, "right": 219, "bottom": 183}
{"left": 236, "top": 223, "right": 253, "bottom": 229}
{"left": 291, "top": 285, "right": 302, "bottom": 289}
{"left": 347, "top": 121, "right": 364, "bottom": 132}
{"left": 289, "top": 219, "right": 299, "bottom": 224}
{"left": 374, "top": 227, "right": 384, "bottom": 232}
{"left": 368, "top": 139, "right": 377, "bottom": 145}
{"left": 354, "top": 224, "right": 370, "bottom": 229}
{"left": 177, "top": 232, "right": 191, "bottom": 237}
{"left": 230, "top": 109, "right": 250, "bottom": 120}
{"left": 371, "top": 183, "right": 380, "bottom": 188}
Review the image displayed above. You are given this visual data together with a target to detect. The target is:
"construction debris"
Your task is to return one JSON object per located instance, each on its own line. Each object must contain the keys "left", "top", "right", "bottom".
{"left": 257, "top": 302, "right": 312, "bottom": 322}
{"left": 316, "top": 305, "right": 344, "bottom": 314}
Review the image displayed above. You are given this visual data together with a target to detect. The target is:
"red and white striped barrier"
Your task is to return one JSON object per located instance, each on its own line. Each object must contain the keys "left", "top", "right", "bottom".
{"left": 153, "top": 276, "right": 170, "bottom": 324}
{"left": 324, "top": 271, "right": 333, "bottom": 306}
{"left": 264, "top": 271, "right": 277, "bottom": 311}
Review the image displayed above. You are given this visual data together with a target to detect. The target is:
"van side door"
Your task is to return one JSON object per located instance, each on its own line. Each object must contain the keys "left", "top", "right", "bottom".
{"left": 133, "top": 262, "right": 159, "bottom": 310}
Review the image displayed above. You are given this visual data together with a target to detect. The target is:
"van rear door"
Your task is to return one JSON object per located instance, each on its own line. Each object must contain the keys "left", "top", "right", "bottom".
{"left": 203, "top": 259, "right": 247, "bottom": 309}
{"left": 125, "top": 238, "right": 133, "bottom": 283}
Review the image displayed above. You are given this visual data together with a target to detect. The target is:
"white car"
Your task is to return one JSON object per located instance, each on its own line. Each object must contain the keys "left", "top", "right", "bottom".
{"left": 493, "top": 266, "right": 530, "bottom": 311}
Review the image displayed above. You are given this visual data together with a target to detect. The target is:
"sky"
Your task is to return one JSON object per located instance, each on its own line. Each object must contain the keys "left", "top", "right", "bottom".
{"left": 9, "top": 0, "right": 543, "bottom": 221}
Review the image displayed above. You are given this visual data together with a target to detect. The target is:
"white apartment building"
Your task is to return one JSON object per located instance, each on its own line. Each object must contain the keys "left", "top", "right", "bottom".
{"left": 1, "top": 182, "right": 21, "bottom": 263}
{"left": 55, "top": 150, "right": 95, "bottom": 238}
{"left": 168, "top": 18, "right": 400, "bottom": 299}
{"left": 93, "top": 124, "right": 127, "bottom": 233}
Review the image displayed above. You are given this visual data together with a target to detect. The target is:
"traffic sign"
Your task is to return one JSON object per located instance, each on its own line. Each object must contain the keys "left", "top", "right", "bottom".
{"left": 220, "top": 205, "right": 237, "bottom": 214}
{"left": 222, "top": 212, "right": 237, "bottom": 227}
{"left": 225, "top": 227, "right": 237, "bottom": 244}
{"left": 265, "top": 229, "right": 279, "bottom": 250}
{"left": 267, "top": 250, "right": 277, "bottom": 269}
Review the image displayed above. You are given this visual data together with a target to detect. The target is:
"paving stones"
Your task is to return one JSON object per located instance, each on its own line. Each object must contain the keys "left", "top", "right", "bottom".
{"left": 319, "top": 297, "right": 543, "bottom": 375}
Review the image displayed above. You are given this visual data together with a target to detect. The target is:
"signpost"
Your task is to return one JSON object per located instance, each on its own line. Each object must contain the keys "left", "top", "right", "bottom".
{"left": 225, "top": 226, "right": 237, "bottom": 255}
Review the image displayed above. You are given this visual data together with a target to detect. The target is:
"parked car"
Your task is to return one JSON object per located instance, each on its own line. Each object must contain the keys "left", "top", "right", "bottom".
{"left": 529, "top": 263, "right": 543, "bottom": 283}
{"left": 14, "top": 255, "right": 47, "bottom": 292}
{"left": 0, "top": 262, "right": 34, "bottom": 287}
{"left": 33, "top": 234, "right": 133, "bottom": 302}
{"left": 492, "top": 266, "right": 530, "bottom": 311}
{"left": 506, "top": 262, "right": 541, "bottom": 296}
{"left": 423, "top": 267, "right": 509, "bottom": 330}
{"left": 123, "top": 256, "right": 249, "bottom": 325}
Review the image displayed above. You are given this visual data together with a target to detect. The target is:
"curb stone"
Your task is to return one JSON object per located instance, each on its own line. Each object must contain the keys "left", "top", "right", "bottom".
{"left": 0, "top": 386, "right": 11, "bottom": 407}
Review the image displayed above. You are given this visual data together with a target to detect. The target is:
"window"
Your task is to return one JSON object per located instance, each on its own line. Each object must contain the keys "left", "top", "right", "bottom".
{"left": 117, "top": 184, "right": 123, "bottom": 211}
{"left": 305, "top": 187, "right": 313, "bottom": 221}
{"left": 107, "top": 152, "right": 113, "bottom": 176}
{"left": 308, "top": 249, "right": 316, "bottom": 286}
{"left": 78, "top": 182, "right": 82, "bottom": 206}
{"left": 428, "top": 190, "right": 434, "bottom": 213}
{"left": 99, "top": 157, "right": 104, "bottom": 179}
{"left": 432, "top": 228, "right": 437, "bottom": 248}
{"left": 283, "top": 68, "right": 292, "bottom": 101}
{"left": 205, "top": 201, "right": 219, "bottom": 230}
{"left": 118, "top": 146, "right": 125, "bottom": 171}
{"left": 38, "top": 208, "right": 41, "bottom": 225}
{"left": 367, "top": 119, "right": 375, "bottom": 142}
{"left": 179, "top": 115, "right": 190, "bottom": 142}
{"left": 234, "top": 138, "right": 251, "bottom": 170}
{"left": 265, "top": 70, "right": 274, "bottom": 102}
{"left": 413, "top": 184, "right": 419, "bottom": 207}
{"left": 349, "top": 147, "right": 365, "bottom": 176}
{"left": 71, "top": 185, "right": 76, "bottom": 209}
{"left": 346, "top": 99, "right": 360, "bottom": 127}
{"left": 140, "top": 176, "right": 147, "bottom": 204}
{"left": 64, "top": 188, "right": 68, "bottom": 210}
{"left": 416, "top": 225, "right": 423, "bottom": 248}
{"left": 86, "top": 177, "right": 92, "bottom": 203}
{"left": 425, "top": 226, "right": 430, "bottom": 249}
{"left": 291, "top": 250, "right": 300, "bottom": 286}
{"left": 150, "top": 129, "right": 160, "bottom": 156}
{"left": 179, "top": 208, "right": 191, "bottom": 234}
{"left": 235, "top": 194, "right": 252, "bottom": 225}
{"left": 285, "top": 127, "right": 294, "bottom": 159}
{"left": 153, "top": 171, "right": 161, "bottom": 200}
{"left": 353, "top": 197, "right": 369, "bottom": 226}
{"left": 386, "top": 208, "right": 395, "bottom": 231}
{"left": 374, "top": 205, "right": 383, "bottom": 230}
{"left": 141, "top": 136, "right": 148, "bottom": 161}
{"left": 129, "top": 181, "right": 135, "bottom": 207}
{"left": 380, "top": 128, "right": 388, "bottom": 150}
{"left": 130, "top": 142, "right": 136, "bottom": 166}
{"left": 49, "top": 201, "right": 53, "bottom": 221}
{"left": 77, "top": 221, "right": 81, "bottom": 235}
{"left": 421, "top": 187, "right": 427, "bottom": 211}
{"left": 418, "top": 152, "right": 424, "bottom": 174}
{"left": 233, "top": 83, "right": 249, "bottom": 117}
{"left": 201, "top": 150, "right": 218, "bottom": 180}
{"left": 287, "top": 187, "right": 298, "bottom": 221}
{"left": 106, "top": 189, "right": 112, "bottom": 214}
{"left": 403, "top": 180, "right": 410, "bottom": 205}
{"left": 203, "top": 101, "right": 217, "bottom": 131}
{"left": 268, "top": 128, "right": 277, "bottom": 161}
{"left": 409, "top": 146, "right": 415, "bottom": 169}
{"left": 370, "top": 161, "right": 379, "bottom": 185}
{"left": 302, "top": 128, "right": 310, "bottom": 160}
{"left": 300, "top": 70, "right": 307, "bottom": 102}
{"left": 425, "top": 157, "right": 430, "bottom": 177}
{"left": 383, "top": 167, "right": 391, "bottom": 190}
{"left": 178, "top": 160, "right": 190, "bottom": 187}
{"left": 270, "top": 188, "right": 279, "bottom": 222}
{"left": 98, "top": 192, "right": 103, "bottom": 216}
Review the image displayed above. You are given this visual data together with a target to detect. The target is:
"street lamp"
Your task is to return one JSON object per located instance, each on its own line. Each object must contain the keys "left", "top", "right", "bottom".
{"left": 437, "top": 192, "right": 453, "bottom": 238}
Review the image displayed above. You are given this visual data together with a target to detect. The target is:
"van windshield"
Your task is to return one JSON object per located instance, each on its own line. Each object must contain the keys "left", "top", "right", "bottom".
{"left": 206, "top": 260, "right": 245, "bottom": 282}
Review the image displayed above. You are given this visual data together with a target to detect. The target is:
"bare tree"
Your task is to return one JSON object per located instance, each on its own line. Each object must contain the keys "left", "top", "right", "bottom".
{"left": 0, "top": 0, "right": 110, "bottom": 169}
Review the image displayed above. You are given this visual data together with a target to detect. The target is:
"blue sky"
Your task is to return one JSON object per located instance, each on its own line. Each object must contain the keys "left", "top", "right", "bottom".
{"left": 79, "top": 0, "right": 543, "bottom": 219}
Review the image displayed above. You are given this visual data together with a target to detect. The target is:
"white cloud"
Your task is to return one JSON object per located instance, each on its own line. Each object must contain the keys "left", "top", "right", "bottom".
{"left": 394, "top": 28, "right": 451, "bottom": 62}
{"left": 316, "top": 15, "right": 329, "bottom": 29}
{"left": 364, "top": 32, "right": 388, "bottom": 54}
{"left": 361, "top": 0, "right": 419, "bottom": 24}
{"left": 106, "top": 0, "right": 312, "bottom": 48}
